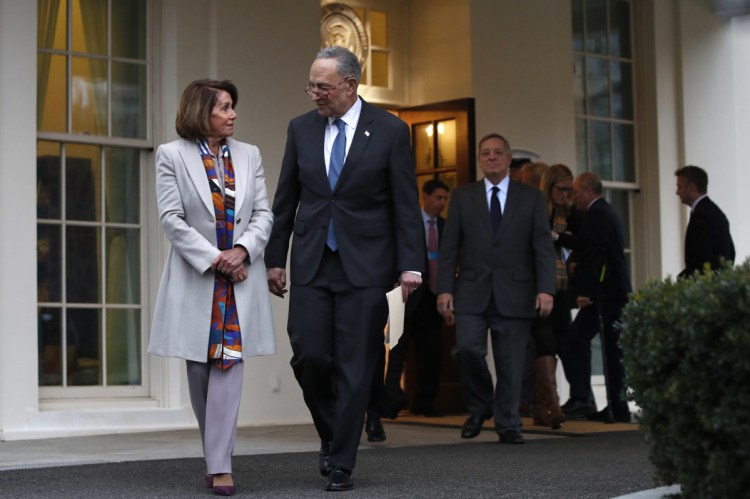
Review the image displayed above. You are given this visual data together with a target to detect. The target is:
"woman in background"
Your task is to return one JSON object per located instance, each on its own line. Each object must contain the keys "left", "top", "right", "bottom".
{"left": 148, "top": 79, "right": 275, "bottom": 496}
{"left": 531, "top": 163, "right": 582, "bottom": 429}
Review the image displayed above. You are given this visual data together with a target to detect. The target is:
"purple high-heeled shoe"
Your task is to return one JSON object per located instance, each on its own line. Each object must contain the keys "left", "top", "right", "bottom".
{"left": 209, "top": 474, "right": 235, "bottom": 496}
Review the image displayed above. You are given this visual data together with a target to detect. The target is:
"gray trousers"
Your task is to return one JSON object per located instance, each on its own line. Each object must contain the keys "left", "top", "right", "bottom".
{"left": 453, "top": 300, "right": 530, "bottom": 432}
{"left": 186, "top": 360, "right": 244, "bottom": 474}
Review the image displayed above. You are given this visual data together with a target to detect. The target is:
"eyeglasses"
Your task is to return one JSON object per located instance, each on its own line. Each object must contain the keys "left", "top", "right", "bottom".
{"left": 305, "top": 79, "right": 346, "bottom": 98}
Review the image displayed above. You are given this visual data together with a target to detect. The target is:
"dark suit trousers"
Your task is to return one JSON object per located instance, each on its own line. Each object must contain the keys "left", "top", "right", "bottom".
{"left": 384, "top": 291, "right": 443, "bottom": 409}
{"left": 287, "top": 248, "right": 389, "bottom": 472}
{"left": 453, "top": 298, "right": 531, "bottom": 432}
{"left": 566, "top": 301, "right": 627, "bottom": 408}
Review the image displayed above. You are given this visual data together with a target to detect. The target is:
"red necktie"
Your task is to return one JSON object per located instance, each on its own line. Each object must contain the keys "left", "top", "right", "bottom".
{"left": 427, "top": 219, "right": 438, "bottom": 293}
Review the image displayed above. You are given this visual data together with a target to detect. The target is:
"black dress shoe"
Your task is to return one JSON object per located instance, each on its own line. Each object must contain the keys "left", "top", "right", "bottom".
{"left": 326, "top": 467, "right": 353, "bottom": 491}
{"left": 319, "top": 440, "right": 332, "bottom": 477}
{"left": 411, "top": 405, "right": 444, "bottom": 417}
{"left": 587, "top": 406, "right": 631, "bottom": 423}
{"left": 460, "top": 413, "right": 491, "bottom": 439}
{"left": 365, "top": 417, "right": 386, "bottom": 442}
{"left": 562, "top": 399, "right": 597, "bottom": 420}
{"left": 498, "top": 429, "right": 525, "bottom": 444}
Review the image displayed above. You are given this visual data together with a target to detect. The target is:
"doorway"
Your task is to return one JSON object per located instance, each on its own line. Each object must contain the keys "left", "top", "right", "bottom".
{"left": 395, "top": 98, "right": 475, "bottom": 414}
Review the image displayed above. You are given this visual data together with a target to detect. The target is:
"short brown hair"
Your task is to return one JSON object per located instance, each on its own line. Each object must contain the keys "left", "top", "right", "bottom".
{"left": 175, "top": 79, "right": 238, "bottom": 140}
{"left": 675, "top": 165, "right": 708, "bottom": 194}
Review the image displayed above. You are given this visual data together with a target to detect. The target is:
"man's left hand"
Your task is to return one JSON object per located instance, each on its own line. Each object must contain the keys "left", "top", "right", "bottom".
{"left": 399, "top": 272, "right": 422, "bottom": 303}
{"left": 536, "top": 292, "right": 554, "bottom": 318}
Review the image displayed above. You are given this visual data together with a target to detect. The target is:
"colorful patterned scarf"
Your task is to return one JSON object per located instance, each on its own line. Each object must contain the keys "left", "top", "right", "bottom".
{"left": 198, "top": 139, "right": 242, "bottom": 369}
{"left": 551, "top": 207, "right": 569, "bottom": 290}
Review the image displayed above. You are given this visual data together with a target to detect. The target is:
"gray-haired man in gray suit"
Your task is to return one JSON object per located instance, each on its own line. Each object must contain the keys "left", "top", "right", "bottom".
{"left": 437, "top": 133, "right": 556, "bottom": 444}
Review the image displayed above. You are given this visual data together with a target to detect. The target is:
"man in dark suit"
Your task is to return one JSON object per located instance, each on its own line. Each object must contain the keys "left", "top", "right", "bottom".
{"left": 563, "top": 172, "right": 632, "bottom": 423}
{"left": 265, "top": 46, "right": 423, "bottom": 492}
{"left": 385, "top": 178, "right": 450, "bottom": 418}
{"left": 675, "top": 165, "right": 735, "bottom": 278}
{"left": 437, "top": 133, "right": 556, "bottom": 444}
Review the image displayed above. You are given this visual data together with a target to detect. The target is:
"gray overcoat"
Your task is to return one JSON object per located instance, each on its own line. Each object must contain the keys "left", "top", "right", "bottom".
{"left": 148, "top": 138, "right": 276, "bottom": 362}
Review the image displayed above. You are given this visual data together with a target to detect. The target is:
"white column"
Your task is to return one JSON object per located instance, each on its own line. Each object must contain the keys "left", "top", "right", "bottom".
{"left": 0, "top": 0, "right": 40, "bottom": 438}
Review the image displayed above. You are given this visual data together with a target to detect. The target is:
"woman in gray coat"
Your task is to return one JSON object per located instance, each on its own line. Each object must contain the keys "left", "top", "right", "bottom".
{"left": 149, "top": 80, "right": 275, "bottom": 496}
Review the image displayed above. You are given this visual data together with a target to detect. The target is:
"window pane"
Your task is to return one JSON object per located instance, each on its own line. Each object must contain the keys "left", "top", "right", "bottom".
{"left": 38, "top": 142, "right": 62, "bottom": 219}
{"left": 112, "top": 62, "right": 147, "bottom": 139}
{"left": 413, "top": 122, "right": 435, "bottom": 170}
{"left": 572, "top": 0, "right": 584, "bottom": 52}
{"left": 437, "top": 119, "right": 457, "bottom": 168}
{"left": 38, "top": 0, "right": 67, "bottom": 50}
{"left": 371, "top": 11, "right": 387, "bottom": 47}
{"left": 353, "top": 7, "right": 365, "bottom": 22}
{"left": 105, "top": 148, "right": 140, "bottom": 223}
{"left": 112, "top": 0, "right": 147, "bottom": 59}
{"left": 586, "top": 56, "right": 610, "bottom": 117}
{"left": 72, "top": 0, "right": 107, "bottom": 55}
{"left": 585, "top": 0, "right": 608, "bottom": 54}
{"left": 371, "top": 50, "right": 388, "bottom": 87}
{"left": 37, "top": 53, "right": 67, "bottom": 132}
{"left": 39, "top": 307, "right": 63, "bottom": 386}
{"left": 38, "top": 224, "right": 62, "bottom": 303}
{"left": 66, "top": 144, "right": 101, "bottom": 222}
{"left": 576, "top": 119, "right": 589, "bottom": 171}
{"left": 609, "top": 0, "right": 631, "bottom": 58}
{"left": 67, "top": 308, "right": 102, "bottom": 386}
{"left": 614, "top": 123, "right": 635, "bottom": 182}
{"left": 106, "top": 228, "right": 140, "bottom": 304}
{"left": 72, "top": 56, "right": 108, "bottom": 136}
{"left": 66, "top": 226, "right": 101, "bottom": 303}
{"left": 611, "top": 60, "right": 633, "bottom": 119}
{"left": 574, "top": 55, "right": 586, "bottom": 115}
{"left": 589, "top": 120, "right": 612, "bottom": 180}
{"left": 106, "top": 309, "right": 141, "bottom": 385}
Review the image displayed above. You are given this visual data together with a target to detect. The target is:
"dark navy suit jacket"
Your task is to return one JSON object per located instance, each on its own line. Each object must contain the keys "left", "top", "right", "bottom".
{"left": 265, "top": 99, "right": 424, "bottom": 286}
{"left": 679, "top": 196, "right": 735, "bottom": 277}
{"left": 575, "top": 198, "right": 631, "bottom": 304}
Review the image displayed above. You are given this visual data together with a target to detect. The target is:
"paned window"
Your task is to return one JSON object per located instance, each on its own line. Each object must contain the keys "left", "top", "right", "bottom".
{"left": 572, "top": 0, "right": 637, "bottom": 378}
{"left": 572, "top": 0, "right": 636, "bottom": 272}
{"left": 37, "top": 0, "right": 149, "bottom": 395}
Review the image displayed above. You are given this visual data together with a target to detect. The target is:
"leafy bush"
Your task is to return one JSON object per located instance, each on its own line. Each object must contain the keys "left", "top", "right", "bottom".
{"left": 620, "top": 261, "right": 750, "bottom": 498}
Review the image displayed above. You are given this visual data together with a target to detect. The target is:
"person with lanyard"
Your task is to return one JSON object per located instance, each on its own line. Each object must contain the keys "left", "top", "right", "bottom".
{"left": 149, "top": 79, "right": 276, "bottom": 496}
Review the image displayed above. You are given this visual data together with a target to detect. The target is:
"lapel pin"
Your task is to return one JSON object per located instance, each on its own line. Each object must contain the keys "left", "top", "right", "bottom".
{"left": 364, "top": 130, "right": 370, "bottom": 136}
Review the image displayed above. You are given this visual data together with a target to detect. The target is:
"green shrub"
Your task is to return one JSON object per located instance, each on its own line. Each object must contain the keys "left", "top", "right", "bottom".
{"left": 620, "top": 261, "right": 750, "bottom": 498}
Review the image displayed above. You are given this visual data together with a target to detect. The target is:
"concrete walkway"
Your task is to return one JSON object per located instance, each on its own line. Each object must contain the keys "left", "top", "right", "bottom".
{"left": 0, "top": 420, "right": 670, "bottom": 498}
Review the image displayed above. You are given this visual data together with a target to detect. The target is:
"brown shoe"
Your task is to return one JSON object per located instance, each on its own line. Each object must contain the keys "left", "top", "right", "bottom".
{"left": 532, "top": 356, "right": 565, "bottom": 429}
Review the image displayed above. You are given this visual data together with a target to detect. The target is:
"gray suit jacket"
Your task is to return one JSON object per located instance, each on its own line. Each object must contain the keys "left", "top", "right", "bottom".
{"left": 149, "top": 138, "right": 276, "bottom": 362}
{"left": 437, "top": 179, "right": 556, "bottom": 318}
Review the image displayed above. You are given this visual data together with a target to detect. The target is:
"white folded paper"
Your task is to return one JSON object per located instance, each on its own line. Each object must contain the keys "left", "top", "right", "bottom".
{"left": 385, "top": 286, "right": 406, "bottom": 349}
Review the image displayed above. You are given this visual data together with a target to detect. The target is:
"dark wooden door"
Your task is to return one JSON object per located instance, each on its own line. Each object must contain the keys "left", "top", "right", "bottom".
{"left": 394, "top": 98, "right": 476, "bottom": 414}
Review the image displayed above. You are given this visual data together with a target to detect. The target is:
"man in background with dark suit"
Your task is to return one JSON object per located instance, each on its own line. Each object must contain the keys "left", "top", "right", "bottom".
{"left": 675, "top": 165, "right": 735, "bottom": 277}
{"left": 385, "top": 178, "right": 450, "bottom": 418}
{"left": 265, "top": 46, "right": 424, "bottom": 491}
{"left": 563, "top": 172, "right": 632, "bottom": 423}
{"left": 437, "top": 133, "right": 556, "bottom": 444}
